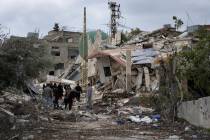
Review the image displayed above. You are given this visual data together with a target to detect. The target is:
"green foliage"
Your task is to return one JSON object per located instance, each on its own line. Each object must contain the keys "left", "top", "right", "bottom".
{"left": 53, "top": 23, "right": 60, "bottom": 31}
{"left": 0, "top": 39, "right": 52, "bottom": 90}
{"left": 130, "top": 28, "right": 141, "bottom": 36}
{"left": 172, "top": 16, "right": 184, "bottom": 30}
{"left": 120, "top": 28, "right": 141, "bottom": 44}
{"left": 177, "top": 28, "right": 210, "bottom": 97}
{"left": 121, "top": 32, "right": 129, "bottom": 43}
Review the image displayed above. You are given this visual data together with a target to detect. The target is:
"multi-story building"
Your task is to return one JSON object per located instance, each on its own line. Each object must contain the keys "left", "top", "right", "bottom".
{"left": 43, "top": 25, "right": 81, "bottom": 76}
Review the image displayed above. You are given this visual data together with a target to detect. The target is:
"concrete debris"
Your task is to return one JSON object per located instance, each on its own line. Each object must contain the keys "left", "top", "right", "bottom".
{"left": 39, "top": 116, "right": 49, "bottom": 122}
{"left": 118, "top": 107, "right": 142, "bottom": 116}
{"left": 140, "top": 116, "right": 153, "bottom": 124}
{"left": 166, "top": 135, "right": 181, "bottom": 140}
{"left": 22, "top": 135, "right": 34, "bottom": 140}
{"left": 78, "top": 111, "right": 98, "bottom": 121}
{"left": 128, "top": 115, "right": 141, "bottom": 123}
{"left": 0, "top": 107, "right": 16, "bottom": 123}
{"left": 102, "top": 88, "right": 131, "bottom": 100}
{"left": 192, "top": 135, "right": 197, "bottom": 139}
{"left": 16, "top": 119, "right": 30, "bottom": 127}
{"left": 87, "top": 25, "right": 195, "bottom": 94}
{"left": 49, "top": 111, "right": 77, "bottom": 121}
{"left": 128, "top": 116, "right": 153, "bottom": 124}
{"left": 184, "top": 126, "right": 191, "bottom": 131}
{"left": 8, "top": 134, "right": 19, "bottom": 140}
{"left": 0, "top": 98, "right": 4, "bottom": 103}
{"left": 1, "top": 90, "right": 31, "bottom": 102}
{"left": 0, "top": 87, "right": 209, "bottom": 140}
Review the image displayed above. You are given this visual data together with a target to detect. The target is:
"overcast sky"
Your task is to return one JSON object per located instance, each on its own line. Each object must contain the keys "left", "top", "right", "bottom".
{"left": 1, "top": 0, "right": 210, "bottom": 37}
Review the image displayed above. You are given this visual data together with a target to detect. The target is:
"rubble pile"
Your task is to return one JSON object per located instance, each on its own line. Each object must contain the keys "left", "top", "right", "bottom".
{"left": 0, "top": 90, "right": 39, "bottom": 139}
{"left": 0, "top": 86, "right": 210, "bottom": 140}
{"left": 1, "top": 25, "right": 210, "bottom": 139}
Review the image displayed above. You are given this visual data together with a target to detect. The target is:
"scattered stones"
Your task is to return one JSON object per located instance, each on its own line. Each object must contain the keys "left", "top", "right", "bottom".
{"left": 22, "top": 135, "right": 34, "bottom": 140}
{"left": 192, "top": 135, "right": 197, "bottom": 139}
{"left": 39, "top": 116, "right": 49, "bottom": 121}
{"left": 167, "top": 135, "right": 180, "bottom": 140}
{"left": 16, "top": 119, "right": 30, "bottom": 127}
{"left": 0, "top": 98, "right": 4, "bottom": 103}
{"left": 49, "top": 111, "right": 77, "bottom": 121}
{"left": 184, "top": 126, "right": 191, "bottom": 131}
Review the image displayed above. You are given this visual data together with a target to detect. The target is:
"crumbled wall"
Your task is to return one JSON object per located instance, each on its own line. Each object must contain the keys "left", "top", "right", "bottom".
{"left": 178, "top": 96, "right": 210, "bottom": 128}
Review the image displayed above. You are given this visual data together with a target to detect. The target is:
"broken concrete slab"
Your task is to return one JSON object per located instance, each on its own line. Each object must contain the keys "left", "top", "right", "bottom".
{"left": 0, "top": 98, "right": 4, "bottom": 104}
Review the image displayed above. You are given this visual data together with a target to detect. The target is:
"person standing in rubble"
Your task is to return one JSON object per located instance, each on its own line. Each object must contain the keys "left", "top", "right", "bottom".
{"left": 64, "top": 85, "right": 71, "bottom": 110}
{"left": 43, "top": 84, "right": 53, "bottom": 108}
{"left": 75, "top": 83, "right": 82, "bottom": 102}
{"left": 86, "top": 83, "right": 93, "bottom": 110}
{"left": 53, "top": 83, "right": 60, "bottom": 109}
{"left": 67, "top": 89, "right": 78, "bottom": 110}
{"left": 57, "top": 83, "right": 64, "bottom": 109}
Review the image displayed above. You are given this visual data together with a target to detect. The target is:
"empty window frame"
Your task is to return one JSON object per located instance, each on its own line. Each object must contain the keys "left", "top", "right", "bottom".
{"left": 49, "top": 71, "right": 55, "bottom": 75}
{"left": 51, "top": 46, "right": 59, "bottom": 49}
{"left": 55, "top": 63, "right": 64, "bottom": 70}
{"left": 51, "top": 51, "right": 60, "bottom": 56}
{"left": 103, "top": 67, "right": 111, "bottom": 77}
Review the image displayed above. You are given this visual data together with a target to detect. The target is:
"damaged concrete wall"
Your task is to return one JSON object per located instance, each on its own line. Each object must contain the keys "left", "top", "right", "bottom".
{"left": 97, "top": 57, "right": 112, "bottom": 83}
{"left": 110, "top": 58, "right": 126, "bottom": 89}
{"left": 135, "top": 68, "right": 143, "bottom": 90}
{"left": 178, "top": 96, "right": 210, "bottom": 128}
{"left": 144, "top": 67, "right": 150, "bottom": 92}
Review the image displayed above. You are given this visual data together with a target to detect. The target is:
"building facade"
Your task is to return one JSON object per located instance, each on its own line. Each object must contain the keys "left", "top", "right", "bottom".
{"left": 43, "top": 29, "right": 81, "bottom": 76}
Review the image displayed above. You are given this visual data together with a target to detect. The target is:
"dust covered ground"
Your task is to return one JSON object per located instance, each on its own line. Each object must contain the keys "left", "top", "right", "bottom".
{"left": 1, "top": 91, "right": 210, "bottom": 140}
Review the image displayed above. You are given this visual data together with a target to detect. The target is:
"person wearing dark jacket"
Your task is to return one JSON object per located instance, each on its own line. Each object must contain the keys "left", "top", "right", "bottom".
{"left": 53, "top": 84, "right": 59, "bottom": 109}
{"left": 67, "top": 89, "right": 79, "bottom": 110}
{"left": 64, "top": 85, "right": 71, "bottom": 110}
{"left": 75, "top": 83, "right": 82, "bottom": 102}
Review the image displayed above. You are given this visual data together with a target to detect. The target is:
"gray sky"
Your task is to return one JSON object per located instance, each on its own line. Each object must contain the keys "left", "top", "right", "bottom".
{"left": 0, "top": 0, "right": 210, "bottom": 37}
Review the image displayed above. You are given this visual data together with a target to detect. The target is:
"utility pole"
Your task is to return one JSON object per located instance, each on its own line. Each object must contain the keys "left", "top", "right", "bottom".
{"left": 80, "top": 7, "right": 88, "bottom": 90}
{"left": 108, "top": 1, "right": 121, "bottom": 42}
{"left": 126, "top": 49, "right": 131, "bottom": 92}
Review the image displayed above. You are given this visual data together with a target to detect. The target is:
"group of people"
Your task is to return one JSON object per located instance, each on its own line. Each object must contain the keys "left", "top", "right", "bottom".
{"left": 42, "top": 82, "right": 92, "bottom": 110}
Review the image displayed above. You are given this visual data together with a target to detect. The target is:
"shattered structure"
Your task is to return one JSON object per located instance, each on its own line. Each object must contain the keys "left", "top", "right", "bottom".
{"left": 87, "top": 25, "right": 194, "bottom": 93}
{"left": 43, "top": 25, "right": 81, "bottom": 77}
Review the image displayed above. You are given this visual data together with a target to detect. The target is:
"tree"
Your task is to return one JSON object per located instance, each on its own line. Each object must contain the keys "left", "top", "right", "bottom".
{"left": 121, "top": 31, "right": 129, "bottom": 44}
{"left": 173, "top": 16, "right": 184, "bottom": 31}
{"left": 121, "top": 28, "right": 141, "bottom": 43}
{"left": 129, "top": 27, "right": 141, "bottom": 37}
{"left": 53, "top": 23, "right": 60, "bottom": 31}
{"left": 0, "top": 38, "right": 52, "bottom": 90}
{"left": 177, "top": 28, "right": 210, "bottom": 97}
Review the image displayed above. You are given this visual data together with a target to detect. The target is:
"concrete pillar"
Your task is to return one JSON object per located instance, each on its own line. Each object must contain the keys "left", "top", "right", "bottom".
{"left": 136, "top": 68, "right": 143, "bottom": 90}
{"left": 126, "top": 50, "right": 132, "bottom": 92}
{"left": 144, "top": 67, "right": 150, "bottom": 92}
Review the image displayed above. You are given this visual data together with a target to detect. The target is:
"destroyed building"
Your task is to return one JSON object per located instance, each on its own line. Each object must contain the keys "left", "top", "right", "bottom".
{"left": 5, "top": 24, "right": 82, "bottom": 80}
{"left": 87, "top": 25, "right": 195, "bottom": 92}
{"left": 43, "top": 24, "right": 81, "bottom": 77}
{"left": 63, "top": 30, "right": 109, "bottom": 82}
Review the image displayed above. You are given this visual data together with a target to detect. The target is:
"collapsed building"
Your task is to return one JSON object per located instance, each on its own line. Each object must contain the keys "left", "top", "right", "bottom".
{"left": 87, "top": 25, "right": 195, "bottom": 92}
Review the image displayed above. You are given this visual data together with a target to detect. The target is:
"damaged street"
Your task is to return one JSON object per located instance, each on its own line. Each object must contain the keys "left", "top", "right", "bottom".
{"left": 1, "top": 0, "right": 210, "bottom": 140}
{"left": 1, "top": 89, "right": 210, "bottom": 140}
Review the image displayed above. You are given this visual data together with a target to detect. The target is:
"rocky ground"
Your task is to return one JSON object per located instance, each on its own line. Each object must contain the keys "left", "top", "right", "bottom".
{"left": 1, "top": 90, "right": 210, "bottom": 140}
